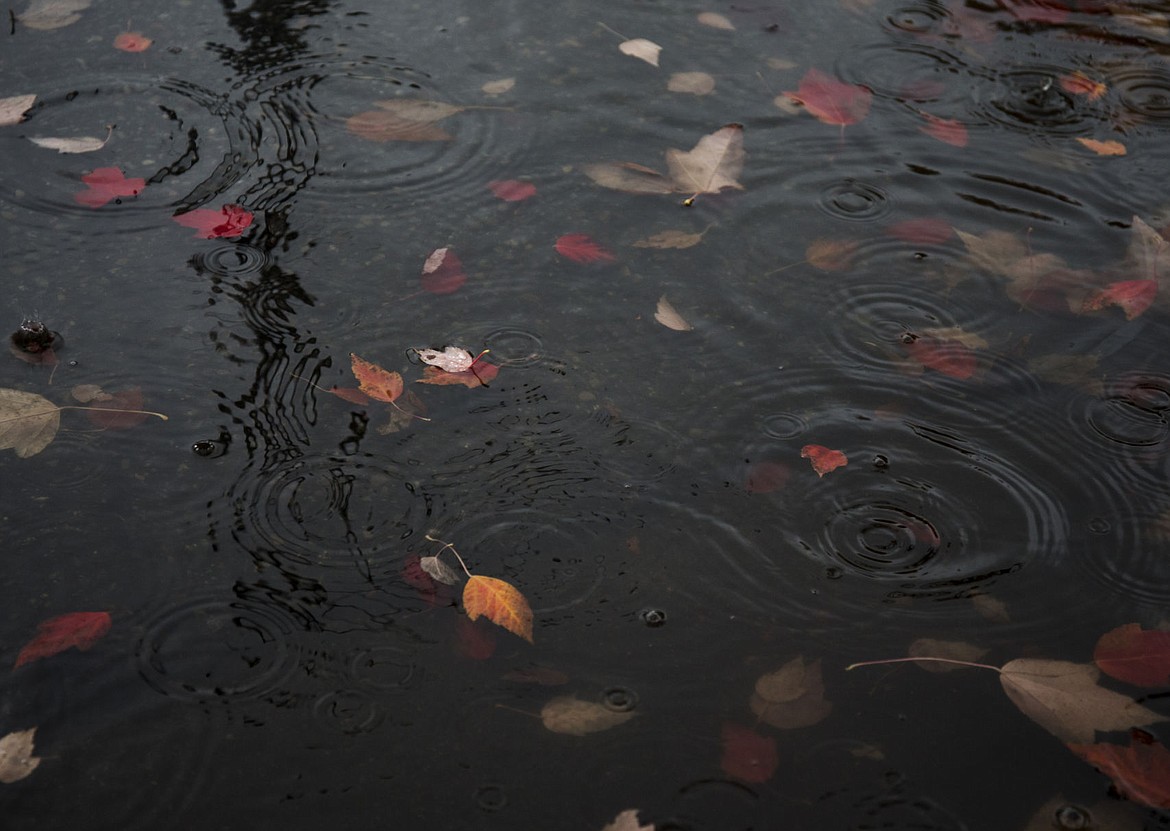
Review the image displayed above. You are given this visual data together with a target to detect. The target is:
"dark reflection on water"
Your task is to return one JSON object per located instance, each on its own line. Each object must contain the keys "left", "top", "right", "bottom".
{"left": 5, "top": 0, "right": 1170, "bottom": 828}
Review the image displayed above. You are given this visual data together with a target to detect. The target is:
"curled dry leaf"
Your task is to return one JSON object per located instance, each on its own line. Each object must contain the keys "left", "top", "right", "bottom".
{"left": 0, "top": 388, "right": 60, "bottom": 458}
{"left": 908, "top": 638, "right": 989, "bottom": 671}
{"left": 0, "top": 729, "right": 40, "bottom": 784}
{"left": 419, "top": 554, "right": 460, "bottom": 585}
{"left": 668, "top": 72, "right": 716, "bottom": 96}
{"left": 464, "top": 574, "right": 533, "bottom": 642}
{"left": 541, "top": 696, "right": 635, "bottom": 735}
{"left": 750, "top": 656, "right": 833, "bottom": 729}
{"left": 0, "top": 94, "right": 36, "bottom": 127}
{"left": 654, "top": 295, "right": 693, "bottom": 331}
{"left": 618, "top": 38, "right": 661, "bottom": 67}
{"left": 346, "top": 99, "right": 464, "bottom": 142}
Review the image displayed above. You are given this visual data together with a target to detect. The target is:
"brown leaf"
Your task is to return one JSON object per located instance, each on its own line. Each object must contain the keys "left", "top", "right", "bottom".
{"left": 86, "top": 387, "right": 149, "bottom": 429}
{"left": 349, "top": 353, "right": 404, "bottom": 403}
{"left": 70, "top": 384, "right": 111, "bottom": 403}
{"left": 654, "top": 296, "right": 693, "bottom": 331}
{"left": 805, "top": 238, "right": 858, "bottom": 271}
{"left": 971, "top": 593, "right": 1011, "bottom": 623}
{"left": 541, "top": 696, "right": 635, "bottom": 735}
{"left": 750, "top": 656, "right": 833, "bottom": 729}
{"left": 0, "top": 728, "right": 40, "bottom": 784}
{"left": 1077, "top": 137, "right": 1126, "bottom": 156}
{"left": 463, "top": 574, "right": 533, "bottom": 642}
{"left": 618, "top": 38, "right": 661, "bottom": 66}
{"left": 0, "top": 388, "right": 60, "bottom": 458}
{"left": 346, "top": 100, "right": 464, "bottom": 142}
{"left": 631, "top": 228, "right": 708, "bottom": 249}
{"left": 668, "top": 72, "right": 715, "bottom": 95}
{"left": 908, "top": 638, "right": 989, "bottom": 671}
{"left": 416, "top": 361, "right": 500, "bottom": 388}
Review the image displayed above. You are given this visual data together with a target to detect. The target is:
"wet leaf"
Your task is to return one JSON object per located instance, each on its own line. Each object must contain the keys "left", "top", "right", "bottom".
{"left": 744, "top": 460, "right": 790, "bottom": 494}
{"left": 601, "top": 808, "right": 655, "bottom": 831}
{"left": 556, "top": 233, "right": 616, "bottom": 264}
{"left": 503, "top": 665, "right": 570, "bottom": 685}
{"left": 1128, "top": 216, "right": 1169, "bottom": 285}
{"left": 1060, "top": 72, "right": 1106, "bottom": 99}
{"left": 481, "top": 77, "right": 515, "bottom": 96}
{"left": 463, "top": 574, "right": 533, "bottom": 642}
{"left": 19, "top": 0, "right": 90, "bottom": 30}
{"left": 419, "top": 554, "right": 460, "bottom": 585}
{"left": 750, "top": 656, "right": 833, "bottom": 729}
{"left": 0, "top": 729, "right": 40, "bottom": 784}
{"left": 582, "top": 162, "right": 675, "bottom": 195}
{"left": 74, "top": 167, "right": 145, "bottom": 208}
{"left": 886, "top": 218, "right": 953, "bottom": 245}
{"left": 328, "top": 386, "right": 372, "bottom": 406}
{"left": 1093, "top": 623, "right": 1170, "bottom": 687}
{"left": 488, "top": 179, "right": 536, "bottom": 202}
{"left": 375, "top": 389, "right": 427, "bottom": 433}
{"left": 70, "top": 384, "right": 110, "bottom": 404}
{"left": 0, "top": 388, "right": 60, "bottom": 458}
{"left": 584, "top": 124, "right": 744, "bottom": 199}
{"left": 172, "top": 205, "right": 253, "bottom": 239}
{"left": 113, "top": 31, "right": 152, "bottom": 52}
{"left": 85, "top": 387, "right": 149, "bottom": 429}
{"left": 908, "top": 638, "right": 989, "bottom": 671}
{"left": 971, "top": 593, "right": 1011, "bottom": 623}
{"left": 349, "top": 353, "right": 404, "bottom": 403}
{"left": 1000, "top": 0, "right": 1069, "bottom": 23}
{"left": 1082, "top": 280, "right": 1156, "bottom": 320}
{"left": 420, "top": 247, "right": 467, "bottom": 295}
{"left": 668, "top": 71, "right": 715, "bottom": 95}
{"left": 654, "top": 296, "right": 693, "bottom": 331}
{"left": 29, "top": 125, "right": 112, "bottom": 153}
{"left": 416, "top": 361, "right": 500, "bottom": 388}
{"left": 800, "top": 444, "right": 847, "bottom": 477}
{"left": 455, "top": 616, "right": 497, "bottom": 660}
{"left": 919, "top": 114, "right": 968, "bottom": 147}
{"left": 720, "top": 723, "right": 778, "bottom": 783}
{"left": 1077, "top": 137, "right": 1126, "bottom": 156}
{"left": 15, "top": 611, "right": 112, "bottom": 668}
{"left": 697, "top": 11, "right": 735, "bottom": 29}
{"left": 904, "top": 333, "right": 978, "bottom": 379}
{"left": 631, "top": 228, "right": 709, "bottom": 249}
{"left": 0, "top": 94, "right": 36, "bottom": 126}
{"left": 618, "top": 38, "right": 661, "bottom": 67}
{"left": 415, "top": 346, "right": 477, "bottom": 373}
{"left": 785, "top": 68, "right": 872, "bottom": 126}
{"left": 541, "top": 696, "right": 634, "bottom": 735}
{"left": 1068, "top": 734, "right": 1170, "bottom": 809}
{"left": 346, "top": 99, "right": 464, "bottom": 142}
{"left": 805, "top": 238, "right": 857, "bottom": 271}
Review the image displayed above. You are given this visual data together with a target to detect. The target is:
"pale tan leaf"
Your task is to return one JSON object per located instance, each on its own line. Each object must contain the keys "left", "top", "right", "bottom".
{"left": 70, "top": 384, "right": 111, "bottom": 403}
{"left": 772, "top": 94, "right": 803, "bottom": 115}
{"left": 750, "top": 656, "right": 833, "bottom": 728}
{"left": 373, "top": 99, "right": 465, "bottom": 121}
{"left": 346, "top": 100, "right": 464, "bottom": 142}
{"left": 921, "top": 325, "right": 989, "bottom": 350}
{"left": 766, "top": 57, "right": 798, "bottom": 70}
{"left": 0, "top": 388, "right": 60, "bottom": 458}
{"left": 19, "top": 0, "right": 90, "bottom": 29}
{"left": 999, "top": 658, "right": 1166, "bottom": 743}
{"left": 806, "top": 238, "right": 858, "bottom": 271}
{"left": 971, "top": 593, "right": 1011, "bottom": 623}
{"left": 28, "top": 125, "right": 111, "bottom": 153}
{"left": 0, "top": 728, "right": 40, "bottom": 784}
{"left": 619, "top": 38, "right": 661, "bottom": 67}
{"left": 654, "top": 296, "right": 693, "bottom": 331}
{"left": 632, "top": 229, "right": 707, "bottom": 249}
{"left": 908, "top": 638, "right": 988, "bottom": 671}
{"left": 601, "top": 808, "right": 655, "bottom": 831}
{"left": 419, "top": 554, "right": 460, "bottom": 585}
{"left": 0, "top": 94, "right": 36, "bottom": 127}
{"left": 414, "top": 345, "right": 476, "bottom": 373}
{"left": 665, "top": 123, "right": 744, "bottom": 195}
{"left": 697, "top": 11, "right": 735, "bottom": 29}
{"left": 541, "top": 696, "right": 635, "bottom": 735}
{"left": 582, "top": 162, "right": 676, "bottom": 195}
{"left": 668, "top": 71, "right": 715, "bottom": 96}
{"left": 375, "top": 390, "right": 427, "bottom": 434}
{"left": 481, "top": 78, "right": 515, "bottom": 96}
{"left": 754, "top": 655, "right": 816, "bottom": 703}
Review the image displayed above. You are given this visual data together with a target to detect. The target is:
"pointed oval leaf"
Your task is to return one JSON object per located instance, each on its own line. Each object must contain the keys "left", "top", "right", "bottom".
{"left": 15, "top": 611, "right": 112, "bottom": 668}
{"left": 1093, "top": 623, "right": 1170, "bottom": 687}
{"left": 555, "top": 234, "right": 616, "bottom": 264}
{"left": 0, "top": 388, "right": 61, "bottom": 458}
{"left": 463, "top": 574, "right": 533, "bottom": 642}
{"left": 665, "top": 123, "right": 744, "bottom": 196}
{"left": 349, "top": 353, "right": 404, "bottom": 403}
{"left": 419, "top": 554, "right": 460, "bottom": 586}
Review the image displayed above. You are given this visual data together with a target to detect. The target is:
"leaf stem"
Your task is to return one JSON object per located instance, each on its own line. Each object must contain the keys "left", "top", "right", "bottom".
{"left": 0, "top": 405, "right": 168, "bottom": 426}
{"left": 597, "top": 21, "right": 628, "bottom": 40}
{"left": 425, "top": 534, "right": 474, "bottom": 577}
{"left": 845, "top": 656, "right": 1001, "bottom": 673}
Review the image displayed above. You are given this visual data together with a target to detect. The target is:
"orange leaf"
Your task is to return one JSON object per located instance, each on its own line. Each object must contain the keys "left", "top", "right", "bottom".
{"left": 919, "top": 114, "right": 968, "bottom": 147}
{"left": 463, "top": 575, "right": 533, "bottom": 642}
{"left": 1076, "top": 137, "right": 1126, "bottom": 156}
{"left": 1060, "top": 73, "right": 1106, "bottom": 100}
{"left": 1081, "top": 280, "right": 1156, "bottom": 320}
{"left": 113, "top": 31, "right": 152, "bottom": 52}
{"left": 349, "top": 353, "right": 403, "bottom": 403}
{"left": 801, "top": 444, "right": 847, "bottom": 477}
{"left": 15, "top": 611, "right": 112, "bottom": 668}
{"left": 1068, "top": 735, "right": 1170, "bottom": 809}
{"left": 1093, "top": 623, "right": 1170, "bottom": 687}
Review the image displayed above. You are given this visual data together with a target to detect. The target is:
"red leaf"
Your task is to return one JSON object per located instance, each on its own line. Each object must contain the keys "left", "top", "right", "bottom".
{"left": 416, "top": 360, "right": 500, "bottom": 388}
{"left": 785, "top": 68, "right": 872, "bottom": 126}
{"left": 904, "top": 335, "right": 977, "bottom": 379}
{"left": 919, "top": 114, "right": 968, "bottom": 147}
{"left": 455, "top": 615, "right": 498, "bottom": 660}
{"left": 887, "top": 218, "right": 953, "bottom": 245}
{"left": 113, "top": 31, "right": 152, "bottom": 52}
{"left": 488, "top": 179, "right": 537, "bottom": 202}
{"left": 1068, "top": 735, "right": 1170, "bottom": 809}
{"left": 745, "top": 461, "right": 790, "bottom": 494}
{"left": 555, "top": 234, "right": 616, "bottom": 264}
{"left": 85, "top": 387, "right": 148, "bottom": 429}
{"left": 999, "top": 0, "right": 1070, "bottom": 23}
{"left": 420, "top": 247, "right": 467, "bottom": 294}
{"left": 1081, "top": 280, "right": 1157, "bottom": 320}
{"left": 73, "top": 167, "right": 145, "bottom": 208}
{"left": 720, "top": 723, "right": 778, "bottom": 783}
{"left": 1093, "top": 623, "right": 1170, "bottom": 687}
{"left": 15, "top": 611, "right": 112, "bottom": 668}
{"left": 800, "top": 444, "right": 848, "bottom": 477}
{"left": 402, "top": 555, "right": 441, "bottom": 606}
{"left": 172, "top": 204, "right": 254, "bottom": 239}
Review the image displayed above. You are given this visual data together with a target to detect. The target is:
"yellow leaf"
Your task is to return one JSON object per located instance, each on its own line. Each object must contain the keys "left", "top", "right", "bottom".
{"left": 463, "top": 574, "right": 533, "bottom": 642}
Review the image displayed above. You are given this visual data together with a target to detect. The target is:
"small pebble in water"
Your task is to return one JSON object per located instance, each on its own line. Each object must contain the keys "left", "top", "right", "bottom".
{"left": 639, "top": 608, "right": 667, "bottom": 627}
{"left": 191, "top": 440, "right": 225, "bottom": 458}
{"left": 1054, "top": 804, "right": 1090, "bottom": 830}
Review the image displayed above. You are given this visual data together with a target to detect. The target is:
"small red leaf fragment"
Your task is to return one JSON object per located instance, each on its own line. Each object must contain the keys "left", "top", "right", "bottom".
{"left": 785, "top": 68, "right": 872, "bottom": 126}
{"left": 85, "top": 387, "right": 148, "bottom": 429}
{"left": 801, "top": 444, "right": 847, "bottom": 477}
{"left": 904, "top": 335, "right": 978, "bottom": 379}
{"left": 887, "top": 218, "right": 953, "bottom": 245}
{"left": 1093, "top": 623, "right": 1170, "bottom": 687}
{"left": 15, "top": 612, "right": 112, "bottom": 668}
{"left": 455, "top": 616, "right": 498, "bottom": 660}
{"left": 720, "top": 723, "right": 778, "bottom": 783}
{"left": 919, "top": 113, "right": 968, "bottom": 147}
{"left": 555, "top": 234, "right": 616, "bottom": 264}
{"left": 487, "top": 179, "right": 537, "bottom": 202}
{"left": 402, "top": 554, "right": 440, "bottom": 606}
{"left": 999, "top": 0, "right": 1070, "bottom": 23}
{"left": 113, "top": 31, "right": 152, "bottom": 52}
{"left": 745, "top": 461, "right": 790, "bottom": 494}
{"left": 73, "top": 167, "right": 145, "bottom": 208}
{"left": 1068, "top": 735, "right": 1170, "bottom": 809}
{"left": 1081, "top": 280, "right": 1156, "bottom": 320}
{"left": 420, "top": 247, "right": 467, "bottom": 294}
{"left": 172, "top": 205, "right": 254, "bottom": 239}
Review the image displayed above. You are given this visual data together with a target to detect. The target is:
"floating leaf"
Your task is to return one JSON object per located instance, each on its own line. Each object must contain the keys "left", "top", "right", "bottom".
{"left": 74, "top": 167, "right": 145, "bottom": 208}
{"left": 172, "top": 205, "right": 253, "bottom": 239}
{"left": 1068, "top": 734, "right": 1170, "bottom": 809}
{"left": 84, "top": 387, "right": 149, "bottom": 429}
{"left": 556, "top": 233, "right": 616, "bottom": 264}
{"left": 0, "top": 94, "right": 36, "bottom": 127}
{"left": 346, "top": 100, "right": 464, "bottom": 142}
{"left": 584, "top": 124, "right": 744, "bottom": 200}
{"left": 618, "top": 38, "right": 661, "bottom": 67}
{"left": 654, "top": 295, "right": 693, "bottom": 331}
{"left": 750, "top": 656, "right": 833, "bottom": 729}
{"left": 720, "top": 723, "right": 778, "bottom": 783}
{"left": 697, "top": 11, "right": 735, "bottom": 29}
{"left": 541, "top": 696, "right": 634, "bottom": 735}
{"left": 419, "top": 554, "right": 460, "bottom": 585}
{"left": 919, "top": 113, "right": 968, "bottom": 147}
{"left": 488, "top": 179, "right": 536, "bottom": 202}
{"left": 0, "top": 729, "right": 40, "bottom": 784}
{"left": 908, "top": 638, "right": 989, "bottom": 671}
{"left": 1077, "top": 137, "right": 1126, "bottom": 156}
{"left": 414, "top": 345, "right": 477, "bottom": 373}
{"left": 481, "top": 78, "right": 515, "bottom": 96}
{"left": 464, "top": 574, "right": 533, "bottom": 642}
{"left": 15, "top": 611, "right": 111, "bottom": 668}
{"left": 1060, "top": 72, "right": 1106, "bottom": 99}
{"left": 1093, "top": 623, "right": 1170, "bottom": 687}
{"left": 420, "top": 247, "right": 467, "bottom": 294}
{"left": 416, "top": 362, "right": 499, "bottom": 388}
{"left": 785, "top": 68, "right": 872, "bottom": 126}
{"left": 0, "top": 388, "right": 60, "bottom": 458}
{"left": 349, "top": 353, "right": 404, "bottom": 403}
{"left": 601, "top": 808, "right": 655, "bottom": 831}
{"left": 800, "top": 444, "right": 847, "bottom": 477}
{"left": 668, "top": 71, "right": 715, "bottom": 95}
{"left": 1081, "top": 280, "right": 1156, "bottom": 320}
{"left": 113, "top": 31, "right": 152, "bottom": 52}
{"left": 29, "top": 124, "right": 112, "bottom": 153}
{"left": 19, "top": 0, "right": 90, "bottom": 30}
{"left": 631, "top": 228, "right": 709, "bottom": 249}
{"left": 582, "top": 161, "right": 675, "bottom": 195}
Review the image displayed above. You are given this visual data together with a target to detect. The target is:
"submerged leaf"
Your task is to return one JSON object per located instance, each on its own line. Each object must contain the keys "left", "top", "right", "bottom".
{"left": 631, "top": 228, "right": 708, "bottom": 249}
{"left": 785, "top": 68, "right": 872, "bottom": 126}
{"left": 556, "top": 234, "right": 616, "bottom": 264}
{"left": 800, "top": 444, "right": 847, "bottom": 477}
{"left": 15, "top": 611, "right": 112, "bottom": 667}
{"left": 414, "top": 346, "right": 477, "bottom": 373}
{"left": 721, "top": 723, "right": 778, "bottom": 783}
{"left": 0, "top": 388, "right": 60, "bottom": 457}
{"left": 654, "top": 295, "right": 693, "bottom": 331}
{"left": 600, "top": 808, "right": 655, "bottom": 831}
{"left": 416, "top": 362, "right": 499, "bottom": 388}
{"left": 541, "top": 696, "right": 634, "bottom": 735}
{"left": 463, "top": 574, "right": 533, "bottom": 642}
{"left": 419, "top": 555, "right": 460, "bottom": 586}
{"left": 0, "top": 729, "right": 40, "bottom": 784}
{"left": 1068, "top": 735, "right": 1170, "bottom": 809}
{"left": 665, "top": 123, "right": 745, "bottom": 198}
{"left": 750, "top": 656, "right": 833, "bottom": 728}
{"left": 420, "top": 247, "right": 467, "bottom": 295}
{"left": 1081, "top": 280, "right": 1157, "bottom": 320}
{"left": 1093, "top": 623, "right": 1170, "bottom": 687}
{"left": 346, "top": 100, "right": 464, "bottom": 142}
{"left": 668, "top": 71, "right": 716, "bottom": 95}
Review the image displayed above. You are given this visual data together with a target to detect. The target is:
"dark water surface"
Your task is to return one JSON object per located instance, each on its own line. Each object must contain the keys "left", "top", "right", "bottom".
{"left": 3, "top": 0, "right": 1170, "bottom": 828}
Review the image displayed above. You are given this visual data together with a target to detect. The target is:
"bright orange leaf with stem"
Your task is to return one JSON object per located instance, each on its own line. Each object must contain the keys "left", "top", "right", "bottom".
{"left": 349, "top": 353, "right": 404, "bottom": 402}
{"left": 425, "top": 535, "right": 533, "bottom": 642}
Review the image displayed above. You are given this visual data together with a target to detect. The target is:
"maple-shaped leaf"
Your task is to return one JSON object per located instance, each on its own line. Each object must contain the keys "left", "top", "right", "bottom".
{"left": 1081, "top": 280, "right": 1156, "bottom": 319}
{"left": 463, "top": 574, "right": 533, "bottom": 642}
{"left": 488, "top": 179, "right": 536, "bottom": 202}
{"left": 540, "top": 696, "right": 634, "bottom": 735}
{"left": 0, "top": 388, "right": 61, "bottom": 458}
{"left": 1068, "top": 734, "right": 1170, "bottom": 809}
{"left": 172, "top": 205, "right": 253, "bottom": 239}
{"left": 73, "top": 167, "right": 145, "bottom": 208}
{"left": 800, "top": 444, "right": 847, "bottom": 477}
{"left": 750, "top": 656, "right": 833, "bottom": 728}
{"left": 349, "top": 353, "right": 404, "bottom": 403}
{"left": 785, "top": 68, "right": 872, "bottom": 126}
{"left": 1093, "top": 623, "right": 1170, "bottom": 687}
{"left": 556, "top": 234, "right": 616, "bottom": 264}
{"left": 919, "top": 113, "right": 968, "bottom": 147}
{"left": 346, "top": 99, "right": 464, "bottom": 142}
{"left": 416, "top": 361, "right": 500, "bottom": 388}
{"left": 583, "top": 124, "right": 744, "bottom": 199}
{"left": 113, "top": 31, "right": 152, "bottom": 51}
{"left": 0, "top": 728, "right": 41, "bottom": 784}
{"left": 720, "top": 723, "right": 778, "bottom": 783}
{"left": 15, "top": 611, "right": 112, "bottom": 668}
{"left": 420, "top": 247, "right": 467, "bottom": 294}
{"left": 903, "top": 333, "right": 978, "bottom": 379}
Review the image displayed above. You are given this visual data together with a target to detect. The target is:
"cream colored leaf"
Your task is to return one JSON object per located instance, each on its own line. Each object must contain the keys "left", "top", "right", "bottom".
{"left": 971, "top": 593, "right": 1011, "bottom": 624}
{"left": 0, "top": 388, "right": 61, "bottom": 458}
{"left": 414, "top": 345, "right": 476, "bottom": 373}
{"left": 1129, "top": 215, "right": 1169, "bottom": 284}
{"left": 70, "top": 384, "right": 111, "bottom": 403}
{"left": 921, "top": 326, "right": 989, "bottom": 350}
{"left": 19, "top": 0, "right": 90, "bottom": 30}
{"left": 541, "top": 696, "right": 635, "bottom": 735}
{"left": 0, "top": 94, "right": 36, "bottom": 127}
{"left": 665, "top": 123, "right": 744, "bottom": 195}
{"left": 419, "top": 554, "right": 460, "bottom": 585}
{"left": 766, "top": 57, "right": 798, "bottom": 70}
{"left": 750, "top": 656, "right": 833, "bottom": 729}
{"left": 0, "top": 728, "right": 41, "bottom": 784}
{"left": 754, "top": 656, "right": 815, "bottom": 703}
{"left": 668, "top": 71, "right": 715, "bottom": 95}
{"left": 28, "top": 125, "right": 111, "bottom": 153}
{"left": 481, "top": 78, "right": 515, "bottom": 96}
{"left": 908, "top": 638, "right": 988, "bottom": 671}
{"left": 583, "top": 162, "right": 675, "bottom": 195}
{"left": 601, "top": 808, "right": 655, "bottom": 831}
{"left": 697, "top": 11, "right": 735, "bottom": 29}
{"left": 632, "top": 229, "right": 707, "bottom": 250}
{"left": 619, "top": 38, "right": 661, "bottom": 67}
{"left": 654, "top": 295, "right": 693, "bottom": 331}
{"left": 999, "top": 658, "right": 1166, "bottom": 743}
